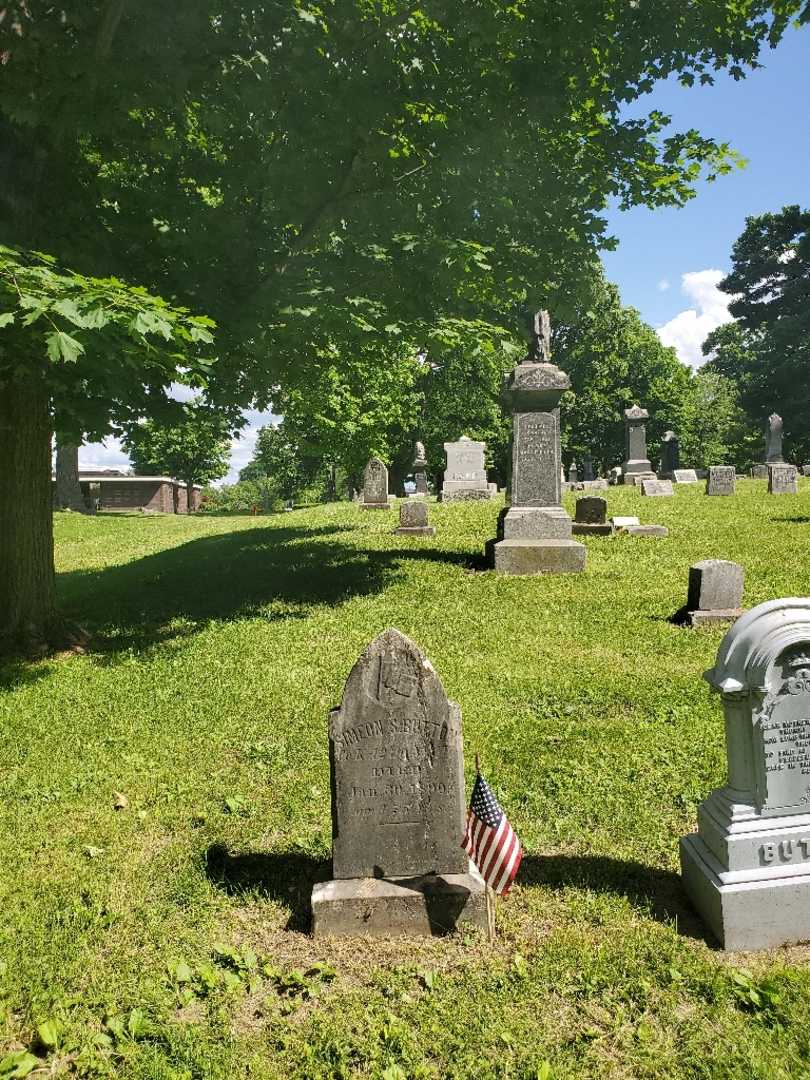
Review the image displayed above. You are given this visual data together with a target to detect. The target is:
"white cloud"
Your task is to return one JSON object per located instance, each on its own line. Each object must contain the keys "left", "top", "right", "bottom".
{"left": 657, "top": 278, "right": 670, "bottom": 292}
{"left": 78, "top": 408, "right": 279, "bottom": 486}
{"left": 656, "top": 269, "right": 733, "bottom": 368}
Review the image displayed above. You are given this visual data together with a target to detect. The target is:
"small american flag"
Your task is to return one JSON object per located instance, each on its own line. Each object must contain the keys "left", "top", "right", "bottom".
{"left": 462, "top": 771, "right": 522, "bottom": 895}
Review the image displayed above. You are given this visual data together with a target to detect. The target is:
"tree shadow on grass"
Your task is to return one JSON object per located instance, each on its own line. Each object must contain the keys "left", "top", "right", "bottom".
{"left": 204, "top": 843, "right": 328, "bottom": 932}
{"left": 773, "top": 515, "right": 810, "bottom": 525}
{"left": 0, "top": 660, "right": 57, "bottom": 692}
{"left": 519, "top": 853, "right": 715, "bottom": 946}
{"left": 55, "top": 523, "right": 480, "bottom": 656}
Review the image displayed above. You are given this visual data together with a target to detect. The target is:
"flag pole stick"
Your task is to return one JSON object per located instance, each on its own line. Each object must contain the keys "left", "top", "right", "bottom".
{"left": 475, "top": 752, "right": 481, "bottom": 775}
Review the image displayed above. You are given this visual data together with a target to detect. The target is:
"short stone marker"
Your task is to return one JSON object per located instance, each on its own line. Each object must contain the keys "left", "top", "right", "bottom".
{"left": 768, "top": 463, "right": 798, "bottom": 494}
{"left": 608, "top": 466, "right": 623, "bottom": 485}
{"left": 361, "top": 457, "right": 391, "bottom": 510}
{"left": 568, "top": 461, "right": 579, "bottom": 486}
{"left": 673, "top": 469, "right": 699, "bottom": 484}
{"left": 681, "top": 559, "right": 744, "bottom": 627}
{"left": 641, "top": 478, "right": 674, "bottom": 497}
{"left": 802, "top": 465, "right": 810, "bottom": 477}
{"left": 312, "top": 629, "right": 493, "bottom": 937}
{"left": 440, "top": 436, "right": 493, "bottom": 502}
{"left": 706, "top": 465, "right": 735, "bottom": 496}
{"left": 610, "top": 514, "right": 668, "bottom": 537}
{"left": 680, "top": 599, "right": 810, "bottom": 949}
{"left": 751, "top": 464, "right": 768, "bottom": 480}
{"left": 572, "top": 496, "right": 612, "bottom": 536}
{"left": 611, "top": 515, "right": 640, "bottom": 529}
{"left": 394, "top": 500, "right": 435, "bottom": 537}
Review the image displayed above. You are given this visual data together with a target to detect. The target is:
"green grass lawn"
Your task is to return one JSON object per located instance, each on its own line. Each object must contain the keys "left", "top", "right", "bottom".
{"left": 3, "top": 482, "right": 810, "bottom": 1079}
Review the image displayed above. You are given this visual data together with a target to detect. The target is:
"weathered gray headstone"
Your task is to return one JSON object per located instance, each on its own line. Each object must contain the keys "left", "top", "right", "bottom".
{"left": 641, "top": 478, "right": 674, "bottom": 497}
{"left": 683, "top": 560, "right": 745, "bottom": 627}
{"left": 706, "top": 465, "right": 735, "bottom": 496}
{"left": 412, "top": 440, "right": 428, "bottom": 495}
{"left": 572, "top": 495, "right": 612, "bottom": 536}
{"left": 583, "top": 452, "right": 595, "bottom": 482}
{"left": 608, "top": 466, "right": 623, "bottom": 485}
{"left": 660, "top": 431, "right": 679, "bottom": 477}
{"left": 673, "top": 469, "right": 699, "bottom": 484}
{"left": 803, "top": 465, "right": 810, "bottom": 477}
{"left": 440, "top": 436, "right": 493, "bottom": 502}
{"left": 311, "top": 629, "right": 492, "bottom": 937}
{"left": 680, "top": 600, "right": 810, "bottom": 949}
{"left": 394, "top": 500, "right": 435, "bottom": 537}
{"left": 490, "top": 311, "right": 586, "bottom": 575}
{"left": 768, "top": 463, "right": 798, "bottom": 494}
{"left": 568, "top": 461, "right": 579, "bottom": 486}
{"left": 751, "top": 465, "right": 768, "bottom": 480}
{"left": 361, "top": 457, "right": 391, "bottom": 510}
{"left": 611, "top": 515, "right": 640, "bottom": 528}
{"left": 582, "top": 478, "right": 608, "bottom": 491}
{"left": 622, "top": 405, "right": 656, "bottom": 485}
{"left": 624, "top": 524, "right": 668, "bottom": 537}
{"left": 765, "top": 412, "right": 784, "bottom": 464}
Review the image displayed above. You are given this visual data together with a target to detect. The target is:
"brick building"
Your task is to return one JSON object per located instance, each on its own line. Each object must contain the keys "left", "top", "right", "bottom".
{"left": 53, "top": 473, "right": 203, "bottom": 513}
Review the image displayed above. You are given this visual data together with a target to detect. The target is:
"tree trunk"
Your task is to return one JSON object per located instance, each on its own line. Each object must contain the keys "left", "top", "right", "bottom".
{"left": 54, "top": 440, "right": 87, "bottom": 511}
{"left": 0, "top": 370, "right": 73, "bottom": 655}
{"left": 186, "top": 479, "right": 194, "bottom": 513}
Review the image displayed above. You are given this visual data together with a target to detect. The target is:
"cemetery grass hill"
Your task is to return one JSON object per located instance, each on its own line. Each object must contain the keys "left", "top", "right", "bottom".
{"left": 4, "top": 483, "right": 810, "bottom": 1079}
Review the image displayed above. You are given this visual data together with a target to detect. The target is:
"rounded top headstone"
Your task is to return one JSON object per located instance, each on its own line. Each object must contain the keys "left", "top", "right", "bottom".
{"left": 704, "top": 598, "right": 810, "bottom": 695}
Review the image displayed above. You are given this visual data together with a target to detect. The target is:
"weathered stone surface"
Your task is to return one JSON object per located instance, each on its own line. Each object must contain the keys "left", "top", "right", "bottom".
{"left": 660, "top": 431, "right": 680, "bottom": 476}
{"left": 574, "top": 496, "right": 607, "bottom": 524}
{"left": 362, "top": 458, "right": 391, "bottom": 509}
{"left": 491, "top": 314, "right": 585, "bottom": 575}
{"left": 441, "top": 488, "right": 493, "bottom": 503}
{"left": 610, "top": 516, "right": 640, "bottom": 528}
{"left": 623, "top": 471, "right": 657, "bottom": 487}
{"left": 583, "top": 453, "right": 595, "bottom": 481}
{"left": 571, "top": 522, "right": 614, "bottom": 536}
{"left": 330, "top": 629, "right": 468, "bottom": 881}
{"left": 494, "top": 538, "right": 587, "bottom": 574}
{"left": 765, "top": 412, "right": 784, "bottom": 464}
{"left": 641, "top": 478, "right": 674, "bottom": 497}
{"left": 608, "top": 466, "right": 623, "bottom": 486}
{"left": 803, "top": 465, "right": 810, "bottom": 477}
{"left": 500, "top": 506, "right": 572, "bottom": 540}
{"left": 624, "top": 524, "right": 668, "bottom": 537}
{"left": 623, "top": 404, "right": 653, "bottom": 478}
{"left": 312, "top": 629, "right": 488, "bottom": 939}
{"left": 673, "top": 469, "right": 699, "bottom": 484}
{"left": 751, "top": 465, "right": 768, "bottom": 480}
{"left": 706, "top": 466, "right": 735, "bottom": 496}
{"left": 441, "top": 437, "right": 492, "bottom": 500}
{"left": 582, "top": 479, "right": 608, "bottom": 491}
{"left": 769, "top": 463, "right": 798, "bottom": 494}
{"left": 680, "top": 600, "right": 810, "bottom": 949}
{"left": 687, "top": 560, "right": 744, "bottom": 614}
{"left": 394, "top": 500, "right": 435, "bottom": 536}
{"left": 312, "top": 869, "right": 493, "bottom": 938}
{"left": 568, "top": 462, "right": 579, "bottom": 485}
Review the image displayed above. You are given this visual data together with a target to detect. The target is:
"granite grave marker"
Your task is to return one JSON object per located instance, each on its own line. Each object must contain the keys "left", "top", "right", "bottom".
{"left": 361, "top": 457, "right": 391, "bottom": 510}
{"left": 706, "top": 465, "right": 736, "bottom": 496}
{"left": 769, "top": 464, "right": 798, "bottom": 494}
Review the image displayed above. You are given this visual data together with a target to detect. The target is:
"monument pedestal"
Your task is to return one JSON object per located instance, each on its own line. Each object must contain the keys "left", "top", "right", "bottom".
{"left": 312, "top": 866, "right": 494, "bottom": 939}
{"left": 361, "top": 501, "right": 391, "bottom": 511}
{"left": 492, "top": 506, "right": 585, "bottom": 575}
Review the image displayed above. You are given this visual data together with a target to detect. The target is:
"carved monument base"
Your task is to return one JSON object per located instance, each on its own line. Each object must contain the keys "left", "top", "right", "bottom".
{"left": 360, "top": 501, "right": 391, "bottom": 511}
{"left": 312, "top": 868, "right": 494, "bottom": 939}
{"left": 491, "top": 506, "right": 585, "bottom": 574}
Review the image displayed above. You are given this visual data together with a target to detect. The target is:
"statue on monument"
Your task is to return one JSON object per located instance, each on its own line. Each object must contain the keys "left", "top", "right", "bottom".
{"left": 526, "top": 309, "right": 552, "bottom": 363}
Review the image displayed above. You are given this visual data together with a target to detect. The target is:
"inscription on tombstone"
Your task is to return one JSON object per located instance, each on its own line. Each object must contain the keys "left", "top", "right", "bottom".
{"left": 706, "top": 465, "right": 735, "bottom": 496}
{"left": 362, "top": 457, "right": 391, "bottom": 509}
{"left": 514, "top": 413, "right": 558, "bottom": 506}
{"left": 673, "top": 469, "right": 699, "bottom": 484}
{"left": 312, "top": 630, "right": 492, "bottom": 937}
{"left": 768, "top": 464, "right": 798, "bottom": 494}
{"left": 641, "top": 478, "right": 674, "bottom": 497}
{"left": 441, "top": 437, "right": 493, "bottom": 501}
{"left": 681, "top": 600, "right": 810, "bottom": 949}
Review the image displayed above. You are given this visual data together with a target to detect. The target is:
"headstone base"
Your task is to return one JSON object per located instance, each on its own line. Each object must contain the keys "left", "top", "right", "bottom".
{"left": 361, "top": 501, "right": 392, "bottom": 511}
{"left": 394, "top": 526, "right": 436, "bottom": 536}
{"left": 622, "top": 473, "right": 658, "bottom": 487}
{"left": 680, "top": 833, "right": 810, "bottom": 951}
{"left": 311, "top": 869, "right": 494, "bottom": 939}
{"left": 493, "top": 538, "right": 587, "bottom": 575}
{"left": 686, "top": 608, "right": 743, "bottom": 627}
{"left": 440, "top": 489, "right": 495, "bottom": 503}
{"left": 571, "top": 522, "right": 614, "bottom": 536}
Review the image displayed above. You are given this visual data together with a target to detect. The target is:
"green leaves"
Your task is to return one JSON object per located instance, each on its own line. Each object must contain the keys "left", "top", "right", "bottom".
{"left": 46, "top": 330, "right": 85, "bottom": 364}
{"left": 0, "top": 313, "right": 14, "bottom": 329}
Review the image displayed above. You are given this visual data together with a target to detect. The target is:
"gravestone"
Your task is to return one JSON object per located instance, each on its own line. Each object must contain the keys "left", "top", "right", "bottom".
{"left": 568, "top": 461, "right": 579, "bottom": 486}
{"left": 440, "top": 437, "right": 493, "bottom": 502}
{"left": 622, "top": 405, "right": 656, "bottom": 485}
{"left": 660, "top": 431, "right": 680, "bottom": 477}
{"left": 412, "top": 440, "right": 429, "bottom": 495}
{"left": 803, "top": 465, "right": 810, "bottom": 477}
{"left": 706, "top": 466, "right": 735, "bottom": 496}
{"left": 682, "top": 560, "right": 745, "bottom": 627}
{"left": 751, "top": 465, "right": 768, "bottom": 480}
{"left": 490, "top": 311, "right": 586, "bottom": 575}
{"left": 608, "top": 466, "right": 623, "bottom": 486}
{"left": 394, "top": 500, "right": 435, "bottom": 537}
{"left": 583, "top": 452, "right": 595, "bottom": 482}
{"left": 361, "top": 458, "right": 391, "bottom": 510}
{"left": 311, "top": 629, "right": 493, "bottom": 937}
{"left": 673, "top": 469, "right": 699, "bottom": 484}
{"left": 611, "top": 514, "right": 668, "bottom": 537}
{"left": 765, "top": 412, "right": 784, "bottom": 464}
{"left": 582, "top": 478, "right": 608, "bottom": 491}
{"left": 680, "top": 600, "right": 810, "bottom": 949}
{"left": 641, "top": 478, "right": 674, "bottom": 497}
{"left": 611, "top": 515, "right": 640, "bottom": 529}
{"left": 769, "top": 464, "right": 798, "bottom": 494}
{"left": 572, "top": 496, "right": 612, "bottom": 537}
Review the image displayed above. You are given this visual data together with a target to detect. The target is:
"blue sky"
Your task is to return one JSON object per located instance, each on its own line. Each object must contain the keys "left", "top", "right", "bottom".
{"left": 81, "top": 22, "right": 809, "bottom": 481}
{"left": 603, "top": 22, "right": 809, "bottom": 366}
